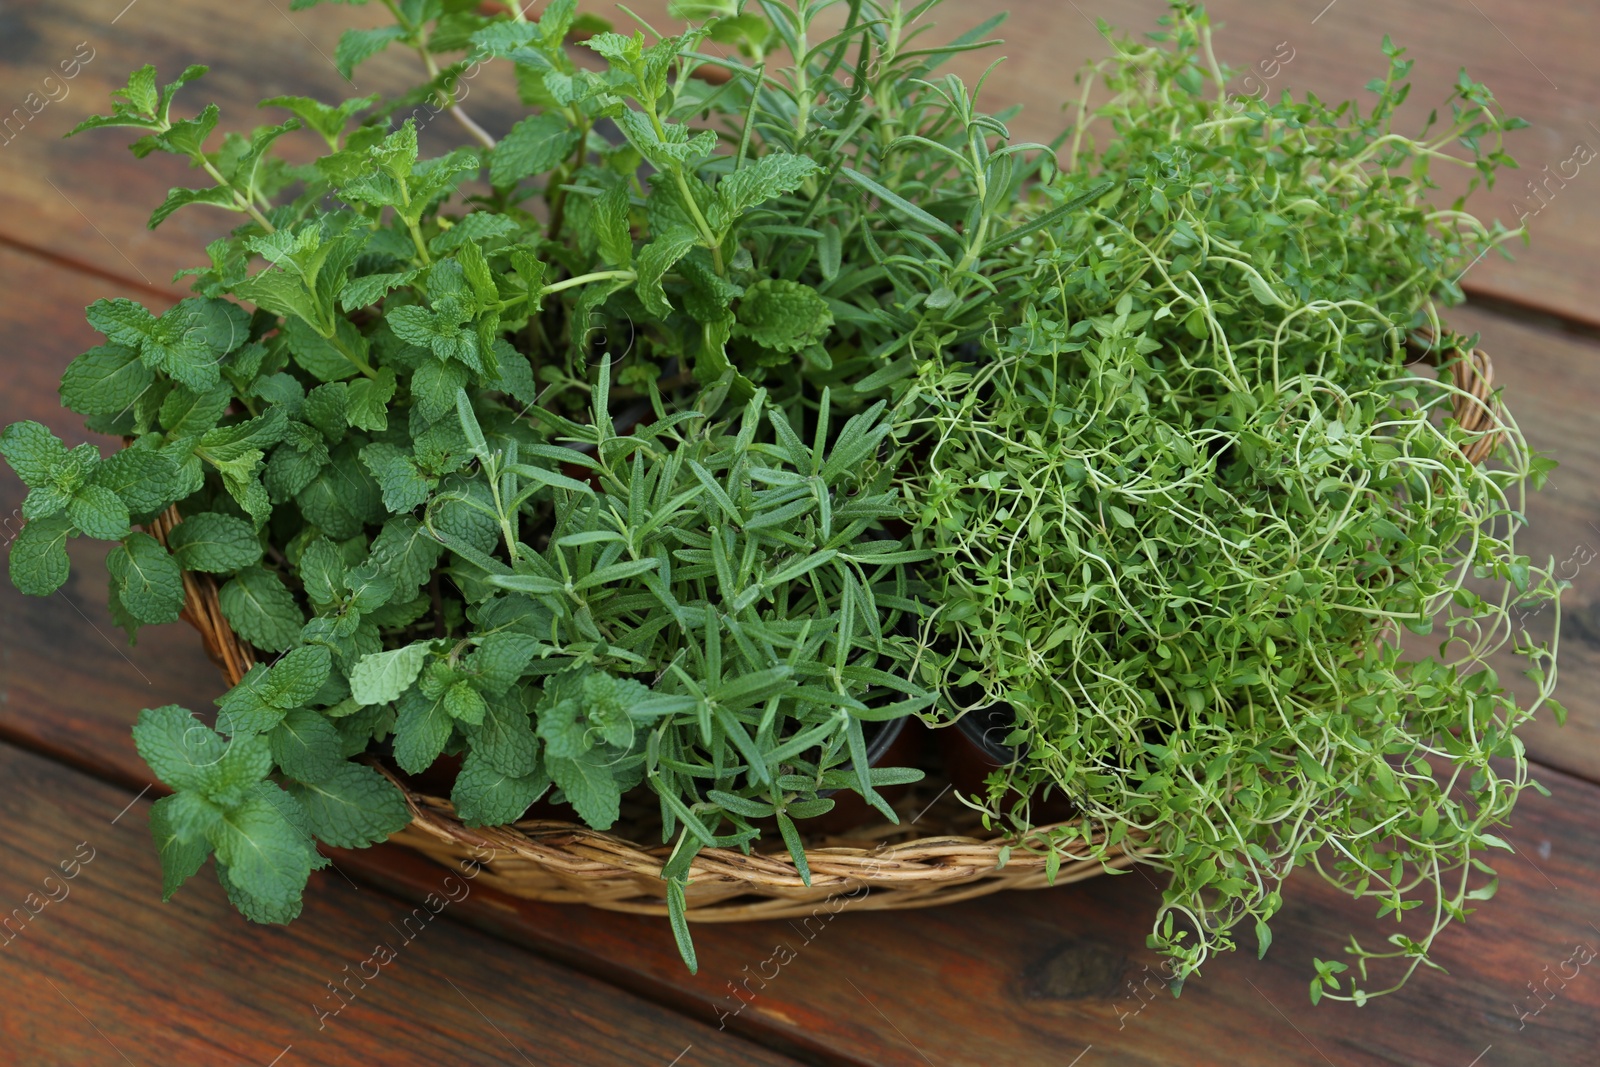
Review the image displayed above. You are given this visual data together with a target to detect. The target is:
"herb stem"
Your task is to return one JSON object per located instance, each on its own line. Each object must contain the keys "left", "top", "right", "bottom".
{"left": 547, "top": 116, "right": 590, "bottom": 243}
{"left": 199, "top": 158, "right": 276, "bottom": 232}
{"left": 382, "top": 0, "right": 497, "bottom": 150}
{"left": 328, "top": 329, "right": 380, "bottom": 380}
{"left": 532, "top": 270, "right": 639, "bottom": 300}
{"left": 642, "top": 98, "right": 724, "bottom": 274}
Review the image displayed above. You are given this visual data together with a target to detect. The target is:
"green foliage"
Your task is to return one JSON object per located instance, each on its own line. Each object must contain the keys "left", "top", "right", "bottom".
{"left": 895, "top": 5, "right": 1554, "bottom": 1004}
{"left": 0, "top": 0, "right": 1558, "bottom": 1000}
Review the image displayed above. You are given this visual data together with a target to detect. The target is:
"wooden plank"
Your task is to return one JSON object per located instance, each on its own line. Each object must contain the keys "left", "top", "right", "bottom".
{"left": 0, "top": 741, "right": 802, "bottom": 1067}
{"left": 3, "top": 244, "right": 1600, "bottom": 1065}
{"left": 2, "top": 1, "right": 1599, "bottom": 323}
{"left": 1440, "top": 304, "right": 1600, "bottom": 785}
{"left": 0, "top": 0, "right": 529, "bottom": 295}
{"left": 10, "top": 677, "right": 1600, "bottom": 1067}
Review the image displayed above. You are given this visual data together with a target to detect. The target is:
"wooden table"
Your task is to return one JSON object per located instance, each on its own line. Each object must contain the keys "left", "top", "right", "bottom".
{"left": 2, "top": 2, "right": 1598, "bottom": 1064}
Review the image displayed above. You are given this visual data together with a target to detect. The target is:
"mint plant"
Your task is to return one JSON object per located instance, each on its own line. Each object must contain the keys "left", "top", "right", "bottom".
{"left": 0, "top": 0, "right": 1561, "bottom": 997}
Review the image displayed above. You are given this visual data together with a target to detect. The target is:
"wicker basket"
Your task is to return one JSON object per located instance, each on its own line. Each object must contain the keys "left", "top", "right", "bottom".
{"left": 145, "top": 331, "right": 1498, "bottom": 921}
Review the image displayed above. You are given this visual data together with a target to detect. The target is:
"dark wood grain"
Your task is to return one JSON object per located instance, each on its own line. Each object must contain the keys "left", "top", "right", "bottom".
{"left": 0, "top": 741, "right": 803, "bottom": 1067}
{"left": 1, "top": 0, "right": 1598, "bottom": 324}
{"left": 1444, "top": 304, "right": 1600, "bottom": 786}
{"left": 3, "top": 244, "right": 1599, "bottom": 1066}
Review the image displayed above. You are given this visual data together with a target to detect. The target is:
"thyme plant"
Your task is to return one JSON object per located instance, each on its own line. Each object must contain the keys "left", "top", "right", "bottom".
{"left": 897, "top": 8, "right": 1561, "bottom": 1003}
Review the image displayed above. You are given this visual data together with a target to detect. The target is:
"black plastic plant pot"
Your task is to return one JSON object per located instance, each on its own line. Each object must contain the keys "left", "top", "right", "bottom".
{"left": 957, "top": 703, "right": 1028, "bottom": 763}
{"left": 940, "top": 703, "right": 1023, "bottom": 802}
{"left": 940, "top": 705, "right": 1076, "bottom": 823}
{"left": 806, "top": 715, "right": 925, "bottom": 835}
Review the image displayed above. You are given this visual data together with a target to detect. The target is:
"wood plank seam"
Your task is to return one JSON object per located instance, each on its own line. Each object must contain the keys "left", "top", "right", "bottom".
{"left": 0, "top": 727, "right": 857, "bottom": 1067}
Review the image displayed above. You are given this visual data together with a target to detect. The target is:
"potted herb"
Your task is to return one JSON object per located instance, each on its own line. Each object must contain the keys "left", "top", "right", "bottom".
{"left": 901, "top": 8, "right": 1562, "bottom": 1003}
{"left": 0, "top": 0, "right": 1561, "bottom": 1001}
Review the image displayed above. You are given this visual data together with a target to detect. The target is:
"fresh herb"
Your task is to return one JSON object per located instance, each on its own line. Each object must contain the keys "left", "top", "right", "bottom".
{"left": 897, "top": 6, "right": 1559, "bottom": 1003}
{"left": 0, "top": 0, "right": 1561, "bottom": 999}
{"left": 2, "top": 0, "right": 971, "bottom": 952}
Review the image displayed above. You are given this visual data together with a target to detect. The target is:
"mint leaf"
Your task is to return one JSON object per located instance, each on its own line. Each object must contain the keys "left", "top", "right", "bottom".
{"left": 349, "top": 640, "right": 434, "bottom": 705}
{"left": 429, "top": 214, "right": 519, "bottom": 255}
{"left": 345, "top": 367, "right": 396, "bottom": 433}
{"left": 443, "top": 681, "right": 487, "bottom": 725}
{"left": 411, "top": 358, "right": 472, "bottom": 422}
{"left": 133, "top": 705, "right": 230, "bottom": 792}
{"left": 548, "top": 749, "right": 622, "bottom": 830}
{"left": 286, "top": 760, "right": 410, "bottom": 847}
{"left": 536, "top": 686, "right": 589, "bottom": 759}
{"left": 709, "top": 152, "right": 820, "bottom": 232}
{"left": 209, "top": 449, "right": 272, "bottom": 530}
{"left": 216, "top": 859, "right": 302, "bottom": 924}
{"left": 488, "top": 112, "right": 582, "bottom": 188}
{"left": 636, "top": 227, "right": 700, "bottom": 317}
{"left": 66, "top": 64, "right": 162, "bottom": 135}
{"left": 594, "top": 183, "right": 634, "bottom": 268}
{"left": 297, "top": 536, "right": 347, "bottom": 609}
{"left": 506, "top": 250, "right": 547, "bottom": 320}
{"left": 295, "top": 444, "right": 382, "bottom": 539}
{"left": 87, "top": 297, "right": 246, "bottom": 392}
{"left": 148, "top": 792, "right": 216, "bottom": 900}
{"left": 216, "top": 666, "right": 287, "bottom": 736}
{"left": 291, "top": 318, "right": 369, "bottom": 385}
{"left": 393, "top": 687, "right": 454, "bottom": 773}
{"left": 491, "top": 348, "right": 539, "bottom": 406}
{"left": 387, "top": 303, "right": 482, "bottom": 371}
{"left": 149, "top": 184, "right": 238, "bottom": 230}
{"left": 9, "top": 514, "right": 72, "bottom": 595}
{"left": 214, "top": 734, "right": 277, "bottom": 798}
{"left": 107, "top": 532, "right": 184, "bottom": 623}
{"left": 261, "top": 92, "right": 377, "bottom": 150}
{"left": 340, "top": 270, "right": 419, "bottom": 312}
{"left": 455, "top": 240, "right": 500, "bottom": 311}
{"left": 467, "top": 20, "right": 543, "bottom": 58}
{"left": 451, "top": 748, "right": 549, "bottom": 827}
{"left": 302, "top": 380, "right": 350, "bottom": 442}
{"left": 59, "top": 344, "right": 154, "bottom": 415}
{"left": 334, "top": 25, "right": 407, "bottom": 80}
{"left": 159, "top": 382, "right": 231, "bottom": 436}
{"left": 203, "top": 408, "right": 289, "bottom": 462}
{"left": 211, "top": 790, "right": 316, "bottom": 923}
{"left": 465, "top": 632, "right": 537, "bottom": 694}
{"left": 142, "top": 102, "right": 218, "bottom": 158}
{"left": 91, "top": 449, "right": 180, "bottom": 517}
{"left": 582, "top": 670, "right": 648, "bottom": 747}
{"left": 344, "top": 558, "right": 395, "bottom": 614}
{"left": 23, "top": 442, "right": 100, "bottom": 522}
{"left": 167, "top": 512, "right": 263, "bottom": 573}
{"left": 269, "top": 707, "right": 344, "bottom": 784}
{"left": 463, "top": 691, "right": 538, "bottom": 776}
{"left": 370, "top": 516, "right": 444, "bottom": 595}
{"left": 735, "top": 279, "right": 833, "bottom": 353}
{"left": 583, "top": 29, "right": 643, "bottom": 65}
{"left": 219, "top": 565, "right": 304, "bottom": 652}
{"left": 263, "top": 644, "right": 333, "bottom": 708}
{"left": 160, "top": 787, "right": 225, "bottom": 842}
{"left": 0, "top": 420, "right": 68, "bottom": 487}
{"left": 361, "top": 442, "right": 435, "bottom": 512}
{"left": 265, "top": 428, "right": 329, "bottom": 503}
{"left": 67, "top": 484, "right": 132, "bottom": 540}
{"left": 614, "top": 109, "right": 717, "bottom": 171}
